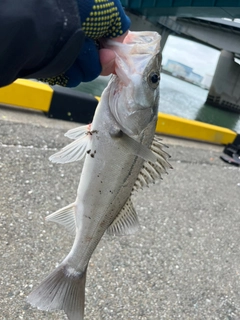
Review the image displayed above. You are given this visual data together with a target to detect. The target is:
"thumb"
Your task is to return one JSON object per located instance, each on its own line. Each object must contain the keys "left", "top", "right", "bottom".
{"left": 99, "top": 49, "right": 116, "bottom": 76}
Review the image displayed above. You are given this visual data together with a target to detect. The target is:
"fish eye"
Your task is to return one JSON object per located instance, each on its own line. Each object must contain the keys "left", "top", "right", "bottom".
{"left": 151, "top": 73, "right": 160, "bottom": 83}
{"left": 148, "top": 72, "right": 160, "bottom": 89}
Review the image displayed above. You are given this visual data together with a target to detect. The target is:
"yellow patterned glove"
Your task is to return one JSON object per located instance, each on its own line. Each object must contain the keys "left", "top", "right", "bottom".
{"left": 79, "top": 0, "right": 130, "bottom": 39}
{"left": 42, "top": 0, "right": 130, "bottom": 87}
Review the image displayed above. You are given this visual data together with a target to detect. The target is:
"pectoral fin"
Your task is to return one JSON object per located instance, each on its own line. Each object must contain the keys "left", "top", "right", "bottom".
{"left": 107, "top": 198, "right": 139, "bottom": 236}
{"left": 122, "top": 134, "right": 157, "bottom": 163}
{"left": 110, "top": 128, "right": 157, "bottom": 163}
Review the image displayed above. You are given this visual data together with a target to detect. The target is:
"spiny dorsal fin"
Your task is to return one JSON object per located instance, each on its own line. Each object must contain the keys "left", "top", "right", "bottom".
{"left": 107, "top": 198, "right": 139, "bottom": 236}
{"left": 133, "top": 136, "right": 172, "bottom": 192}
{"left": 45, "top": 203, "right": 76, "bottom": 235}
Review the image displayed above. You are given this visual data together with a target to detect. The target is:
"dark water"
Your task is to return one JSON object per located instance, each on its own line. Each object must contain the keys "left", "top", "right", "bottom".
{"left": 76, "top": 73, "right": 240, "bottom": 133}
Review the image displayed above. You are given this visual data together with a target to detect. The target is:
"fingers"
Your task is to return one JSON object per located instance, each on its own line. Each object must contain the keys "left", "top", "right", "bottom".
{"left": 100, "top": 31, "right": 129, "bottom": 76}
{"left": 99, "top": 49, "right": 116, "bottom": 76}
{"left": 113, "top": 31, "right": 129, "bottom": 43}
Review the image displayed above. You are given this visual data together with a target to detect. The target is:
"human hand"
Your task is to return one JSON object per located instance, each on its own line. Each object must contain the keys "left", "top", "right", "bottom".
{"left": 99, "top": 32, "right": 128, "bottom": 76}
{"left": 65, "top": 0, "right": 130, "bottom": 87}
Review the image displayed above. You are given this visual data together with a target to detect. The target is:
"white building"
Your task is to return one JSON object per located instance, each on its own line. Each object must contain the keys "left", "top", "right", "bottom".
{"left": 202, "top": 74, "right": 213, "bottom": 88}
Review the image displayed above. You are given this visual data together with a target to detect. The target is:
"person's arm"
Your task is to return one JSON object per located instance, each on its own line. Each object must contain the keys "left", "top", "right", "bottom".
{"left": 0, "top": 0, "right": 84, "bottom": 87}
{"left": 0, "top": 0, "right": 130, "bottom": 88}
{"left": 45, "top": 0, "right": 131, "bottom": 86}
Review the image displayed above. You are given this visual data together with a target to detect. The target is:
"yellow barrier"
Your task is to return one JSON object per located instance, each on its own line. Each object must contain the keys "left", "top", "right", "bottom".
{"left": 156, "top": 112, "right": 237, "bottom": 145}
{"left": 0, "top": 79, "right": 53, "bottom": 112}
{"left": 0, "top": 80, "right": 237, "bottom": 145}
{"left": 0, "top": 79, "right": 98, "bottom": 123}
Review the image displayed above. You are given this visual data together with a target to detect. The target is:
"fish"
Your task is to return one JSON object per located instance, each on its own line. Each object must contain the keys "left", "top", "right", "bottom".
{"left": 27, "top": 31, "right": 171, "bottom": 320}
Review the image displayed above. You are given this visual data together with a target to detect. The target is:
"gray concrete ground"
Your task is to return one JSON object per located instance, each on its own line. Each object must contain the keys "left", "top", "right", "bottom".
{"left": 1, "top": 105, "right": 240, "bottom": 320}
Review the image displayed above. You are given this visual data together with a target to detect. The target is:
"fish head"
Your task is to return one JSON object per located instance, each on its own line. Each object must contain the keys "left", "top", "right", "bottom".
{"left": 106, "top": 31, "right": 162, "bottom": 137}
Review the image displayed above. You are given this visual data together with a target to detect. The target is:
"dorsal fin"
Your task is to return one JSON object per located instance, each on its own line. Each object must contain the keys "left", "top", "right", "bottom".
{"left": 133, "top": 136, "right": 172, "bottom": 192}
{"left": 107, "top": 198, "right": 139, "bottom": 236}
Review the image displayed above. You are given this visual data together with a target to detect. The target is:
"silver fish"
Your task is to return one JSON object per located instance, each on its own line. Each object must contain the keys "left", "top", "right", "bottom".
{"left": 27, "top": 31, "right": 171, "bottom": 320}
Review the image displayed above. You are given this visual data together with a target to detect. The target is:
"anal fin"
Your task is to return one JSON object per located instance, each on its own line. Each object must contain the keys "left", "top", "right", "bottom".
{"left": 107, "top": 198, "right": 139, "bottom": 236}
{"left": 46, "top": 203, "right": 76, "bottom": 235}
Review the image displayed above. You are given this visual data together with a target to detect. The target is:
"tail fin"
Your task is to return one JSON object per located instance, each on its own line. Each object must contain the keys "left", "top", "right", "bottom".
{"left": 27, "top": 264, "right": 87, "bottom": 320}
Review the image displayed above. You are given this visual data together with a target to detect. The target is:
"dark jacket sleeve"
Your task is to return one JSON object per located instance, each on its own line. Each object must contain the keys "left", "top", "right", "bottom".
{"left": 0, "top": 0, "right": 85, "bottom": 87}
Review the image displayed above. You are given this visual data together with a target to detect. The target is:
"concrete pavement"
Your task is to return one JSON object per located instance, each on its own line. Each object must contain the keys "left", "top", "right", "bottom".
{"left": 1, "top": 105, "right": 240, "bottom": 319}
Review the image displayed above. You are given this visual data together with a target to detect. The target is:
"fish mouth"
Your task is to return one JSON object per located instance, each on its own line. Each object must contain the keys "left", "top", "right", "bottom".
{"left": 102, "top": 31, "right": 161, "bottom": 87}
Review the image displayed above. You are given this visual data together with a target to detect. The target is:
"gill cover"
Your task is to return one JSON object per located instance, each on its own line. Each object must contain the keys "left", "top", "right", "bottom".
{"left": 105, "top": 31, "right": 162, "bottom": 136}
